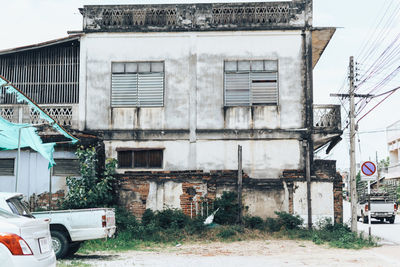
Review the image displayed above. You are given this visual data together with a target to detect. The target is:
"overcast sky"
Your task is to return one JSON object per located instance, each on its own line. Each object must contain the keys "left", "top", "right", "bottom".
{"left": 1, "top": 0, "right": 399, "bottom": 169}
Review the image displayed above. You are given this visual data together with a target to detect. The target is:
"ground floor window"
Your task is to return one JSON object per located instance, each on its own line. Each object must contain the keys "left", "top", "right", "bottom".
{"left": 117, "top": 149, "right": 163, "bottom": 169}
{"left": 0, "top": 158, "right": 14, "bottom": 176}
{"left": 53, "top": 159, "right": 80, "bottom": 176}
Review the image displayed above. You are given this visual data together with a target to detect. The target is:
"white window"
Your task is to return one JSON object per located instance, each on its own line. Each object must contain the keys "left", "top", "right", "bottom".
{"left": 53, "top": 159, "right": 80, "bottom": 176}
{"left": 111, "top": 62, "right": 164, "bottom": 107}
{"left": 224, "top": 60, "right": 278, "bottom": 106}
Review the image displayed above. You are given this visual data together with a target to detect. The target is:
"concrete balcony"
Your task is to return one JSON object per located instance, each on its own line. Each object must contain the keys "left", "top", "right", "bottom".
{"left": 313, "top": 104, "right": 342, "bottom": 151}
{"left": 0, "top": 104, "right": 79, "bottom": 129}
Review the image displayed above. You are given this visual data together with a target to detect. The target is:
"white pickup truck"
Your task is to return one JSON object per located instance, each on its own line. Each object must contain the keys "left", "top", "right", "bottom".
{"left": 0, "top": 192, "right": 116, "bottom": 259}
{"left": 357, "top": 193, "right": 397, "bottom": 224}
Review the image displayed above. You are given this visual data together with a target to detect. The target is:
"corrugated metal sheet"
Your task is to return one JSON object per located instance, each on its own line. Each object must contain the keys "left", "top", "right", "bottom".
{"left": 138, "top": 73, "right": 164, "bottom": 107}
{"left": 111, "top": 74, "right": 138, "bottom": 106}
{"left": 224, "top": 72, "right": 250, "bottom": 106}
{"left": 251, "top": 72, "right": 278, "bottom": 104}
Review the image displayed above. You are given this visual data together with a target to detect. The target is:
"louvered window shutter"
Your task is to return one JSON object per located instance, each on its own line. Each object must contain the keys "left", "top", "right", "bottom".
{"left": 111, "top": 73, "right": 138, "bottom": 107}
{"left": 224, "top": 72, "right": 250, "bottom": 106}
{"left": 138, "top": 73, "right": 164, "bottom": 107}
{"left": 250, "top": 72, "right": 278, "bottom": 105}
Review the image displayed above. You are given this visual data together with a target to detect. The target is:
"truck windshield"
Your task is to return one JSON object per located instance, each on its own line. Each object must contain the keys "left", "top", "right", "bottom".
{"left": 7, "top": 197, "right": 34, "bottom": 218}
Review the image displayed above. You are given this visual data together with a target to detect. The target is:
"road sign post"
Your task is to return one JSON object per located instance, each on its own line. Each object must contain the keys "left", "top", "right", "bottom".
{"left": 360, "top": 161, "right": 377, "bottom": 237}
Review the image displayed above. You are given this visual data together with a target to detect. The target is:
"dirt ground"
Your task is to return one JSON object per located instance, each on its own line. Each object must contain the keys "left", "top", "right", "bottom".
{"left": 60, "top": 240, "right": 400, "bottom": 267}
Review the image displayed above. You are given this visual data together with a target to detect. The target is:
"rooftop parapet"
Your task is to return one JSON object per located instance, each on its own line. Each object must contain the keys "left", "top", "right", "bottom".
{"left": 79, "top": 1, "right": 312, "bottom": 33}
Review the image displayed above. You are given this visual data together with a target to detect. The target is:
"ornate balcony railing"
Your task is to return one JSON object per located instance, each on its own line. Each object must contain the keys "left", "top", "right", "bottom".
{"left": 80, "top": 1, "right": 310, "bottom": 33}
{"left": 313, "top": 104, "right": 341, "bottom": 131}
{"left": 0, "top": 104, "right": 78, "bottom": 128}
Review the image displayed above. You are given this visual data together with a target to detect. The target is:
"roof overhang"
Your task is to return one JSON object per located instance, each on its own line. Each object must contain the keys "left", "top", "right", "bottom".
{"left": 0, "top": 35, "right": 81, "bottom": 56}
{"left": 312, "top": 27, "right": 336, "bottom": 69}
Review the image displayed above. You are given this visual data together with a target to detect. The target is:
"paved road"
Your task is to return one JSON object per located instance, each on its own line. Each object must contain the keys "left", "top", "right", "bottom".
{"left": 343, "top": 200, "right": 400, "bottom": 244}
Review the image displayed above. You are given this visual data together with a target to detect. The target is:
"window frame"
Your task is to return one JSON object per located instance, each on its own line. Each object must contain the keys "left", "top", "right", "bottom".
{"left": 223, "top": 60, "right": 279, "bottom": 107}
{"left": 0, "top": 158, "right": 15, "bottom": 176}
{"left": 111, "top": 61, "right": 165, "bottom": 108}
{"left": 116, "top": 148, "right": 164, "bottom": 169}
{"left": 53, "top": 158, "right": 80, "bottom": 176}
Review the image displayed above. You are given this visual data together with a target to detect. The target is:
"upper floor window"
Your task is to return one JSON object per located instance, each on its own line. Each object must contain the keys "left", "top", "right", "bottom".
{"left": 111, "top": 62, "right": 164, "bottom": 107}
{"left": 224, "top": 60, "right": 278, "bottom": 106}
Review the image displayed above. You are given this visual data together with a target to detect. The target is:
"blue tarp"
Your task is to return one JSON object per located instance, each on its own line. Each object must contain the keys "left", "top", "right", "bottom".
{"left": 0, "top": 116, "right": 56, "bottom": 167}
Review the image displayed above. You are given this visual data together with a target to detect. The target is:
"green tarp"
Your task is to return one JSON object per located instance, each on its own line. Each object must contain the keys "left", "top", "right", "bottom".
{"left": 0, "top": 116, "right": 56, "bottom": 167}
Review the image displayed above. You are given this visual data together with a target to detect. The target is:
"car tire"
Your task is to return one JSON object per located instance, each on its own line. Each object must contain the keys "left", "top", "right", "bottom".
{"left": 389, "top": 216, "right": 395, "bottom": 224}
{"left": 67, "top": 241, "right": 82, "bottom": 257}
{"left": 51, "top": 230, "right": 69, "bottom": 259}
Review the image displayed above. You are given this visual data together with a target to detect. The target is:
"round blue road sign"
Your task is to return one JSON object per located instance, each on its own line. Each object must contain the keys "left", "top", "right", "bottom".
{"left": 361, "top": 161, "right": 376, "bottom": 176}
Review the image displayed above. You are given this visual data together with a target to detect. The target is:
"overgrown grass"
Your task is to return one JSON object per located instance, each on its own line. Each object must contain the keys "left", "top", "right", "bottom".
{"left": 57, "top": 261, "right": 91, "bottom": 267}
{"left": 79, "top": 193, "right": 376, "bottom": 254}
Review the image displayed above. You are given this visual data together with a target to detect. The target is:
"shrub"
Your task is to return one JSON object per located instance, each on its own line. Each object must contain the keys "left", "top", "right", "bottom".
{"left": 114, "top": 206, "right": 139, "bottom": 232}
{"left": 265, "top": 217, "right": 282, "bottom": 232}
{"left": 141, "top": 209, "right": 155, "bottom": 226}
{"left": 185, "top": 216, "right": 207, "bottom": 235}
{"left": 62, "top": 147, "right": 118, "bottom": 209}
{"left": 155, "top": 209, "right": 189, "bottom": 229}
{"left": 275, "top": 211, "right": 303, "bottom": 230}
{"left": 217, "top": 227, "right": 237, "bottom": 239}
{"left": 244, "top": 216, "right": 265, "bottom": 230}
{"left": 213, "top": 191, "right": 240, "bottom": 225}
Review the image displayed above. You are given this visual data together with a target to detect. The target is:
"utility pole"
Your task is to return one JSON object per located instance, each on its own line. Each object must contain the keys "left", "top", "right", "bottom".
{"left": 237, "top": 145, "right": 243, "bottom": 225}
{"left": 349, "top": 56, "right": 358, "bottom": 233}
{"left": 331, "top": 58, "right": 375, "bottom": 233}
{"left": 376, "top": 151, "right": 380, "bottom": 188}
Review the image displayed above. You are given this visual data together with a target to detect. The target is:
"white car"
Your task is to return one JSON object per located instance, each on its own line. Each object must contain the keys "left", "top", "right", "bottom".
{"left": 0, "top": 208, "right": 56, "bottom": 267}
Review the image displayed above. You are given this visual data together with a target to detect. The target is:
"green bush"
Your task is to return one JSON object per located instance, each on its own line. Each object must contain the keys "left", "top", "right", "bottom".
{"left": 244, "top": 216, "right": 265, "bottom": 230}
{"left": 213, "top": 191, "right": 240, "bottom": 225}
{"left": 275, "top": 211, "right": 303, "bottom": 230}
{"left": 185, "top": 216, "right": 207, "bottom": 235}
{"left": 141, "top": 209, "right": 155, "bottom": 226}
{"left": 217, "top": 227, "right": 237, "bottom": 239}
{"left": 114, "top": 206, "right": 139, "bottom": 232}
{"left": 155, "top": 209, "right": 189, "bottom": 229}
{"left": 62, "top": 147, "right": 118, "bottom": 209}
{"left": 265, "top": 217, "right": 281, "bottom": 232}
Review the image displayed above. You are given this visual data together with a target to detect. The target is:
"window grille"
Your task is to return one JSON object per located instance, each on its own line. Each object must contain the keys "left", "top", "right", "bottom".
{"left": 0, "top": 159, "right": 14, "bottom": 176}
{"left": 53, "top": 159, "right": 80, "bottom": 176}
{"left": 0, "top": 41, "right": 80, "bottom": 104}
{"left": 117, "top": 149, "right": 163, "bottom": 168}
{"left": 224, "top": 60, "right": 278, "bottom": 106}
{"left": 111, "top": 62, "right": 164, "bottom": 107}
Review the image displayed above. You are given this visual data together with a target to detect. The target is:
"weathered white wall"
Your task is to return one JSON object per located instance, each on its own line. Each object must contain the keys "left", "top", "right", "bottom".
{"left": 293, "top": 181, "right": 334, "bottom": 225}
{"left": 105, "top": 139, "right": 300, "bottom": 178}
{"left": 80, "top": 30, "right": 305, "bottom": 178}
{"left": 80, "top": 31, "right": 303, "bottom": 131}
{"left": 0, "top": 150, "right": 77, "bottom": 197}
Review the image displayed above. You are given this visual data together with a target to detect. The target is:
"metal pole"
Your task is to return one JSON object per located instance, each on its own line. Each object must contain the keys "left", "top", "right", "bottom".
{"left": 349, "top": 56, "right": 358, "bottom": 233}
{"left": 368, "top": 180, "right": 371, "bottom": 237}
{"left": 305, "top": 141, "right": 312, "bottom": 229}
{"left": 238, "top": 145, "right": 243, "bottom": 224}
{"left": 15, "top": 127, "right": 22, "bottom": 192}
{"left": 376, "top": 151, "right": 380, "bottom": 189}
{"left": 48, "top": 167, "right": 53, "bottom": 210}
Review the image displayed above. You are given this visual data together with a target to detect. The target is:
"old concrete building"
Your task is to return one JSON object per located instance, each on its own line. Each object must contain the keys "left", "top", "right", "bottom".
{"left": 0, "top": 1, "right": 342, "bottom": 224}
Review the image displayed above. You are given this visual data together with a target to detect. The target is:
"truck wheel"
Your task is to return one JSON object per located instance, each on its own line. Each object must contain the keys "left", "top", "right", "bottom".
{"left": 67, "top": 241, "right": 82, "bottom": 257}
{"left": 51, "top": 230, "right": 69, "bottom": 259}
{"left": 389, "top": 216, "right": 395, "bottom": 224}
{"left": 363, "top": 215, "right": 369, "bottom": 224}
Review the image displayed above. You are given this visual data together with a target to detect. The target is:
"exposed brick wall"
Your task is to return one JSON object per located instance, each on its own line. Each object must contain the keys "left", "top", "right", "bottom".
{"left": 333, "top": 173, "right": 343, "bottom": 224}
{"left": 117, "top": 170, "right": 293, "bottom": 219}
{"left": 29, "top": 190, "right": 65, "bottom": 211}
